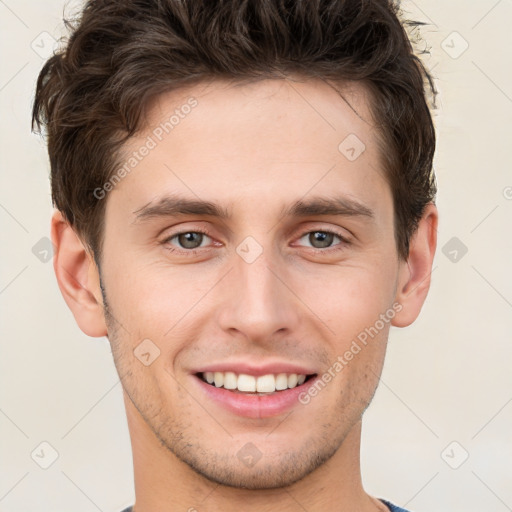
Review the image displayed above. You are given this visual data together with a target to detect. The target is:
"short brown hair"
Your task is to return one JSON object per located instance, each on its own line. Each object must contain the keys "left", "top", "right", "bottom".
{"left": 32, "top": 0, "right": 437, "bottom": 262}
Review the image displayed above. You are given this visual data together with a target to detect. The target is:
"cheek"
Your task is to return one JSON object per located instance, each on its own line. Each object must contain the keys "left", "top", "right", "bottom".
{"left": 102, "top": 255, "right": 181, "bottom": 325}
{"left": 297, "top": 263, "right": 397, "bottom": 343}
{"left": 102, "top": 256, "right": 220, "bottom": 367}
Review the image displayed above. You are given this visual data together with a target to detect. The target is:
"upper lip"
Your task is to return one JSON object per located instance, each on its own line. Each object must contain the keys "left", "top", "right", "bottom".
{"left": 192, "top": 361, "right": 318, "bottom": 377}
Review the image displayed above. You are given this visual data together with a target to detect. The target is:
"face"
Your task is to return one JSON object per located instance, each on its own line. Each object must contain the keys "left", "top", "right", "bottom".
{"left": 99, "top": 77, "right": 401, "bottom": 489}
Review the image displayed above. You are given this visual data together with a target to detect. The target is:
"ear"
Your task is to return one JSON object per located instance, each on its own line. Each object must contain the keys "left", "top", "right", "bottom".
{"left": 51, "top": 210, "right": 107, "bottom": 337}
{"left": 391, "top": 202, "right": 438, "bottom": 328}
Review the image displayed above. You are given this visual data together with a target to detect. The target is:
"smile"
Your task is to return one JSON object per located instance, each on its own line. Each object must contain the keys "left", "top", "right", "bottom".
{"left": 198, "top": 371, "right": 317, "bottom": 394}
{"left": 192, "top": 370, "right": 320, "bottom": 419}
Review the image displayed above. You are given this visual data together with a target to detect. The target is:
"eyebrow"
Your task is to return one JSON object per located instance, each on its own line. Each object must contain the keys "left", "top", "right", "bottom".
{"left": 133, "top": 196, "right": 231, "bottom": 222}
{"left": 282, "top": 195, "right": 374, "bottom": 219}
{"left": 132, "top": 194, "right": 374, "bottom": 223}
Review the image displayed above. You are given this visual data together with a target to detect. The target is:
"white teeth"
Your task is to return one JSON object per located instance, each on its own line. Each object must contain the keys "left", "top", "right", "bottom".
{"left": 213, "top": 372, "right": 224, "bottom": 387}
{"left": 201, "top": 371, "right": 311, "bottom": 393}
{"left": 275, "top": 373, "right": 288, "bottom": 390}
{"left": 256, "top": 374, "right": 275, "bottom": 392}
{"left": 223, "top": 371, "right": 237, "bottom": 390}
{"left": 237, "top": 374, "right": 256, "bottom": 392}
{"left": 288, "top": 374, "right": 298, "bottom": 388}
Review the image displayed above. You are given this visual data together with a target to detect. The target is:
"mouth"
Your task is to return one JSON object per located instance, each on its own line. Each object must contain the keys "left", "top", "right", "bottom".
{"left": 190, "top": 362, "right": 321, "bottom": 418}
{"left": 195, "top": 371, "right": 318, "bottom": 395}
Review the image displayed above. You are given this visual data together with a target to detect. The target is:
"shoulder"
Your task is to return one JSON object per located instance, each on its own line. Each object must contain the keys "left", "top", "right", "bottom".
{"left": 380, "top": 499, "right": 414, "bottom": 512}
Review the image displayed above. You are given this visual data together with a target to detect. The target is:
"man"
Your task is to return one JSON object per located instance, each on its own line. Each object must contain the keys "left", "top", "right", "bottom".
{"left": 32, "top": 1, "right": 438, "bottom": 511}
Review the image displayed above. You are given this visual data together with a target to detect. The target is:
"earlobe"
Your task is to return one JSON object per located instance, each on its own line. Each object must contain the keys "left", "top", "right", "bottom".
{"left": 391, "top": 203, "right": 438, "bottom": 328}
{"left": 51, "top": 210, "right": 107, "bottom": 337}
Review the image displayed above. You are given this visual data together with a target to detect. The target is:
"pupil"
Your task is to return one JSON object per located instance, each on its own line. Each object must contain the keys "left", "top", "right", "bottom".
{"left": 179, "top": 232, "right": 202, "bottom": 249}
{"left": 310, "top": 231, "right": 333, "bottom": 248}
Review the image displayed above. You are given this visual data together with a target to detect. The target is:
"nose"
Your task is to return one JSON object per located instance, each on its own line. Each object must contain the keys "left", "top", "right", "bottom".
{"left": 216, "top": 243, "right": 302, "bottom": 344}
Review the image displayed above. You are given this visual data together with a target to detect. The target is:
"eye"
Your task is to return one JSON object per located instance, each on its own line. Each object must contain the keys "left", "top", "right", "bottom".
{"left": 160, "top": 227, "right": 350, "bottom": 257}
{"left": 163, "top": 229, "right": 214, "bottom": 253}
{"left": 296, "top": 229, "right": 349, "bottom": 251}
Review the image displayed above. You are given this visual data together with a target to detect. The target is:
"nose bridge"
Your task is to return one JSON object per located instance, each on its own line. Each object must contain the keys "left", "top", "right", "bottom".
{"left": 217, "top": 239, "right": 299, "bottom": 340}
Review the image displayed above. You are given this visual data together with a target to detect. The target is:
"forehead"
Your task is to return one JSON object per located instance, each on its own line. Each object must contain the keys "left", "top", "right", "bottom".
{"left": 108, "top": 76, "right": 390, "bottom": 223}
{"left": 143, "top": 76, "right": 378, "bottom": 146}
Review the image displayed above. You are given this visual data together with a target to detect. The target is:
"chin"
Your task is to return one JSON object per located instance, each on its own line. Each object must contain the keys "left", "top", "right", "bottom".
{"left": 167, "top": 436, "right": 341, "bottom": 490}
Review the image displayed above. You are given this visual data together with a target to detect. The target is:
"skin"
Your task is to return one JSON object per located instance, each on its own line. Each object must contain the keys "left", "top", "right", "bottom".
{"left": 51, "top": 77, "right": 438, "bottom": 512}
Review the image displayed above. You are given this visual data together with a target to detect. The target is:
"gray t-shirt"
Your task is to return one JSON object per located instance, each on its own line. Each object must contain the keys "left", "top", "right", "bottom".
{"left": 120, "top": 499, "right": 412, "bottom": 511}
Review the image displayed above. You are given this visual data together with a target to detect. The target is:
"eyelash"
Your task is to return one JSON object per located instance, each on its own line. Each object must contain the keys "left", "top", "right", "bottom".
{"left": 161, "top": 227, "right": 351, "bottom": 257}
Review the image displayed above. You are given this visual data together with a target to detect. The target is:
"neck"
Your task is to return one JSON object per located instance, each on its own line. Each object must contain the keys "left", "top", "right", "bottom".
{"left": 124, "top": 391, "right": 381, "bottom": 512}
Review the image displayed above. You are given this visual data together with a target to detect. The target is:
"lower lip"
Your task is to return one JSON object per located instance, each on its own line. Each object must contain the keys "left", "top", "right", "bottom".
{"left": 192, "top": 374, "right": 319, "bottom": 419}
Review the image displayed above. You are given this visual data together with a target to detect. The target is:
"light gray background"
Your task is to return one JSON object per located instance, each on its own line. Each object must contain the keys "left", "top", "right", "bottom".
{"left": 1, "top": 1, "right": 511, "bottom": 511}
